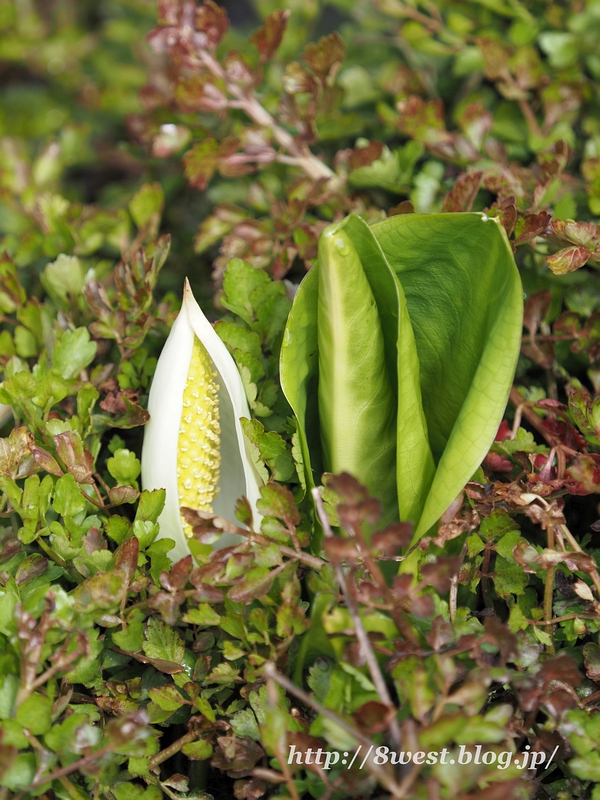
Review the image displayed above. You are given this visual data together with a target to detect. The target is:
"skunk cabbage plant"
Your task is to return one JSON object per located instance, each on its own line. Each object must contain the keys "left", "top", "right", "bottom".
{"left": 142, "top": 280, "right": 263, "bottom": 561}
{"left": 280, "top": 213, "right": 523, "bottom": 557}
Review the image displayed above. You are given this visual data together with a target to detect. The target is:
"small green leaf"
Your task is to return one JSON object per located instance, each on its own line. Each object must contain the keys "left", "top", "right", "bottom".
{"left": 135, "top": 489, "right": 166, "bottom": 524}
{"left": 183, "top": 604, "right": 221, "bottom": 627}
{"left": 183, "top": 139, "right": 220, "bottom": 190}
{"left": 129, "top": 182, "right": 164, "bottom": 230}
{"left": 14, "top": 326, "right": 37, "bottom": 358}
{"left": 52, "top": 473, "right": 87, "bottom": 516}
{"left": 107, "top": 448, "right": 141, "bottom": 487}
{"left": 15, "top": 693, "right": 52, "bottom": 735}
{"left": 113, "top": 784, "right": 162, "bottom": 800}
{"left": 231, "top": 708, "right": 260, "bottom": 740}
{"left": 53, "top": 328, "right": 97, "bottom": 380}
{"left": 181, "top": 739, "right": 213, "bottom": 760}
{"left": 41, "top": 254, "right": 84, "bottom": 306}
{"left": 143, "top": 618, "right": 185, "bottom": 664}
{"left": 0, "top": 674, "right": 19, "bottom": 718}
{"left": 221, "top": 258, "right": 270, "bottom": 326}
{"left": 215, "top": 320, "right": 263, "bottom": 360}
{"left": 105, "top": 515, "right": 131, "bottom": 545}
{"left": 148, "top": 684, "right": 184, "bottom": 711}
{"left": 493, "top": 556, "right": 529, "bottom": 598}
{"left": 112, "top": 619, "right": 144, "bottom": 652}
{"left": 0, "top": 752, "right": 36, "bottom": 792}
{"left": 241, "top": 419, "right": 294, "bottom": 481}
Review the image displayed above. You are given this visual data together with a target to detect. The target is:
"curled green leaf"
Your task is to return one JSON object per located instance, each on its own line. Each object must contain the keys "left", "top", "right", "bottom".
{"left": 281, "top": 212, "right": 523, "bottom": 559}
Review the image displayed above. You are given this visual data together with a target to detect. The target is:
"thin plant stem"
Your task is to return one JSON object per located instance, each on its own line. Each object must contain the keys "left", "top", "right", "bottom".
{"left": 312, "top": 488, "right": 403, "bottom": 753}
{"left": 148, "top": 730, "right": 197, "bottom": 769}
{"left": 533, "top": 612, "right": 600, "bottom": 625}
{"left": 544, "top": 526, "right": 556, "bottom": 655}
{"left": 558, "top": 523, "right": 600, "bottom": 596}
{"left": 198, "top": 50, "right": 336, "bottom": 185}
{"left": 262, "top": 662, "right": 406, "bottom": 798}
{"left": 450, "top": 543, "right": 467, "bottom": 623}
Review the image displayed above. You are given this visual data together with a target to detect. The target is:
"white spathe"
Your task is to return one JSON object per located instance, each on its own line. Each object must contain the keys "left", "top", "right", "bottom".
{"left": 141, "top": 279, "right": 263, "bottom": 561}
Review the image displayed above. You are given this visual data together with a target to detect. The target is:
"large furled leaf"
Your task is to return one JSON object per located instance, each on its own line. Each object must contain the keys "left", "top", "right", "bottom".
{"left": 280, "top": 213, "right": 522, "bottom": 554}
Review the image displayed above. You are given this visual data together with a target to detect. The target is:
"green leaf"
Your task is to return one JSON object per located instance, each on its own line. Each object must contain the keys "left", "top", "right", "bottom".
{"left": 148, "top": 684, "right": 184, "bottom": 711}
{"left": 0, "top": 674, "right": 19, "bottom": 718}
{"left": 40, "top": 254, "right": 84, "bottom": 307}
{"left": 380, "top": 214, "right": 522, "bottom": 538}
{"left": 181, "top": 739, "right": 213, "bottom": 760}
{"left": 112, "top": 618, "right": 144, "bottom": 652}
{"left": 281, "top": 213, "right": 523, "bottom": 557}
{"left": 53, "top": 328, "right": 98, "bottom": 380}
{"left": 570, "top": 751, "right": 600, "bottom": 781}
{"left": 0, "top": 752, "right": 36, "bottom": 791}
{"left": 493, "top": 556, "right": 529, "bottom": 598}
{"left": 349, "top": 142, "right": 423, "bottom": 193}
{"left": 107, "top": 448, "right": 141, "bottom": 487}
{"left": 315, "top": 217, "right": 400, "bottom": 528}
{"left": 113, "top": 785, "right": 162, "bottom": 800}
{"left": 135, "top": 489, "right": 166, "bottom": 524}
{"left": 183, "top": 139, "right": 220, "bottom": 191}
{"left": 492, "top": 426, "right": 543, "bottom": 455}
{"left": 15, "top": 693, "right": 52, "bottom": 735}
{"left": 215, "top": 320, "right": 263, "bottom": 360}
{"left": 129, "top": 182, "right": 164, "bottom": 230}
{"left": 240, "top": 418, "right": 294, "bottom": 482}
{"left": 105, "top": 515, "right": 131, "bottom": 545}
{"left": 52, "top": 473, "right": 87, "bottom": 516}
{"left": 221, "top": 258, "right": 270, "bottom": 326}
{"left": 44, "top": 711, "right": 101, "bottom": 754}
{"left": 183, "top": 604, "right": 221, "bottom": 626}
{"left": 143, "top": 618, "right": 185, "bottom": 664}
{"left": 32, "top": 370, "right": 70, "bottom": 410}
{"left": 231, "top": 707, "right": 260, "bottom": 740}
{"left": 14, "top": 326, "right": 37, "bottom": 358}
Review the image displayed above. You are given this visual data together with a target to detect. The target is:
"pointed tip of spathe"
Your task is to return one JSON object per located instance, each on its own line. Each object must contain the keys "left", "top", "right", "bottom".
{"left": 182, "top": 278, "right": 202, "bottom": 319}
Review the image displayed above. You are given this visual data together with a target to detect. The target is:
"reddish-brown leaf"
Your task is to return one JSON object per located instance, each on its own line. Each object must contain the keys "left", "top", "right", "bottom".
{"left": 31, "top": 446, "right": 63, "bottom": 477}
{"left": 195, "top": 0, "right": 229, "bottom": 48}
{"left": 211, "top": 735, "right": 265, "bottom": 772}
{"left": 302, "top": 32, "right": 345, "bottom": 78}
{"left": 441, "top": 171, "right": 483, "bottom": 213}
{"left": 546, "top": 245, "right": 591, "bottom": 274}
{"left": 513, "top": 210, "right": 552, "bottom": 245}
{"left": 583, "top": 643, "right": 600, "bottom": 682}
{"left": 54, "top": 431, "right": 95, "bottom": 484}
{"left": 161, "top": 555, "right": 193, "bottom": 592}
{"left": 282, "top": 61, "right": 316, "bottom": 95}
{"left": 524, "top": 289, "right": 552, "bottom": 335}
{"left": 114, "top": 536, "right": 139, "bottom": 584}
{"left": 323, "top": 537, "right": 360, "bottom": 564}
{"left": 458, "top": 102, "right": 493, "bottom": 150}
{"left": 250, "top": 10, "right": 289, "bottom": 64}
{"left": 419, "top": 557, "right": 460, "bottom": 593}
{"left": 183, "top": 139, "right": 221, "bottom": 190}
{"left": 388, "top": 200, "right": 415, "bottom": 216}
{"left": 353, "top": 701, "right": 395, "bottom": 734}
{"left": 552, "top": 219, "right": 599, "bottom": 247}
{"left": 348, "top": 141, "right": 384, "bottom": 170}
{"left": 108, "top": 485, "right": 140, "bottom": 505}
{"left": 371, "top": 523, "right": 412, "bottom": 555}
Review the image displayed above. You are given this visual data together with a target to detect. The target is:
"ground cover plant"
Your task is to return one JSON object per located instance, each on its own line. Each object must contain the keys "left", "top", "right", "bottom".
{"left": 1, "top": 1, "right": 600, "bottom": 799}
